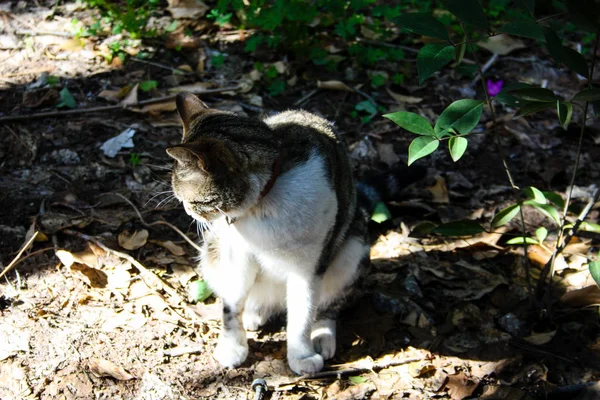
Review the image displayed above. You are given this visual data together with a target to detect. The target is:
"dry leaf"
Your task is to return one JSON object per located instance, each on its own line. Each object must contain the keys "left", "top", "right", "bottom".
{"left": 386, "top": 88, "right": 423, "bottom": 104}
{"left": 118, "top": 229, "right": 149, "bottom": 250}
{"left": 560, "top": 285, "right": 600, "bottom": 308}
{"left": 88, "top": 359, "right": 134, "bottom": 380}
{"left": 273, "top": 61, "right": 286, "bottom": 74}
{"left": 169, "top": 82, "right": 215, "bottom": 94}
{"left": 171, "top": 264, "right": 197, "bottom": 286}
{"left": 428, "top": 176, "right": 450, "bottom": 204}
{"left": 446, "top": 372, "right": 477, "bottom": 400}
{"left": 101, "top": 310, "right": 147, "bottom": 331}
{"left": 478, "top": 34, "right": 526, "bottom": 55}
{"left": 523, "top": 330, "right": 556, "bottom": 345}
{"left": 150, "top": 240, "right": 185, "bottom": 256}
{"left": 120, "top": 84, "right": 139, "bottom": 106}
{"left": 134, "top": 99, "right": 177, "bottom": 114}
{"left": 130, "top": 280, "right": 168, "bottom": 312}
{"left": 56, "top": 248, "right": 99, "bottom": 268}
{"left": 317, "top": 80, "right": 354, "bottom": 92}
{"left": 70, "top": 263, "right": 108, "bottom": 288}
{"left": 98, "top": 89, "right": 120, "bottom": 103}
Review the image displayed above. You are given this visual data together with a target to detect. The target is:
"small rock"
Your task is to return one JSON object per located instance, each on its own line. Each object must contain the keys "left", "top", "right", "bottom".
{"left": 498, "top": 312, "right": 529, "bottom": 337}
{"left": 44, "top": 149, "right": 81, "bottom": 165}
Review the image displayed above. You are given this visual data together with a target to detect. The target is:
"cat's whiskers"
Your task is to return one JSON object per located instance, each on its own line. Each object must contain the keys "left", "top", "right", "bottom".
{"left": 144, "top": 190, "right": 174, "bottom": 208}
{"left": 154, "top": 194, "right": 177, "bottom": 209}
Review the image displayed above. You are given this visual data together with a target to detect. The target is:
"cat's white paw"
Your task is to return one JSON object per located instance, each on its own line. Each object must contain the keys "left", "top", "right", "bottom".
{"left": 242, "top": 310, "right": 266, "bottom": 331}
{"left": 288, "top": 353, "right": 324, "bottom": 375}
{"left": 214, "top": 337, "right": 249, "bottom": 368}
{"left": 312, "top": 332, "right": 336, "bottom": 360}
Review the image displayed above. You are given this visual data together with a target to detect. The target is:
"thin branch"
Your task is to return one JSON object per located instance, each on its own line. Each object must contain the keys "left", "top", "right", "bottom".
{"left": 299, "top": 356, "right": 423, "bottom": 381}
{"left": 107, "top": 193, "right": 203, "bottom": 253}
{"left": 536, "top": 29, "right": 600, "bottom": 303}
{"left": 130, "top": 57, "right": 195, "bottom": 75}
{"left": 0, "top": 86, "right": 240, "bottom": 123}
{"left": 0, "top": 232, "right": 38, "bottom": 280}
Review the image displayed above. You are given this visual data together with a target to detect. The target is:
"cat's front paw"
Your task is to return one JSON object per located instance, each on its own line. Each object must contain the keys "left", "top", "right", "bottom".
{"left": 214, "top": 337, "right": 249, "bottom": 368}
{"left": 288, "top": 353, "right": 324, "bottom": 375}
{"left": 312, "top": 332, "right": 336, "bottom": 360}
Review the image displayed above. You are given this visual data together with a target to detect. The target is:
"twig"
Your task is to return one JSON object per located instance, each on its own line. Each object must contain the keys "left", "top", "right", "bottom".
{"left": 294, "top": 88, "right": 319, "bottom": 107}
{"left": 62, "top": 229, "right": 201, "bottom": 320}
{"left": 15, "top": 29, "right": 74, "bottom": 37}
{"left": 0, "top": 231, "right": 38, "bottom": 280}
{"left": 107, "top": 193, "right": 202, "bottom": 253}
{"left": 130, "top": 57, "right": 195, "bottom": 75}
{"left": 3, "top": 246, "right": 55, "bottom": 270}
{"left": 299, "top": 356, "right": 423, "bottom": 381}
{"left": 0, "top": 86, "right": 240, "bottom": 123}
{"left": 536, "top": 29, "right": 600, "bottom": 304}
{"left": 469, "top": 53, "right": 498, "bottom": 88}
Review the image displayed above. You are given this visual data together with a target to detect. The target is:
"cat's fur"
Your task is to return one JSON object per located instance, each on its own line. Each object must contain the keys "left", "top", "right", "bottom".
{"left": 167, "top": 93, "right": 374, "bottom": 375}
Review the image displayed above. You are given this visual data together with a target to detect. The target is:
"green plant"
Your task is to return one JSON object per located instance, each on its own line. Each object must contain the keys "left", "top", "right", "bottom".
{"left": 383, "top": 0, "right": 600, "bottom": 309}
{"left": 129, "top": 152, "right": 141, "bottom": 167}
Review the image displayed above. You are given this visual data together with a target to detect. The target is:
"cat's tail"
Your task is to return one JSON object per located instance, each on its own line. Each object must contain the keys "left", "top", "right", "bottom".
{"left": 356, "top": 165, "right": 427, "bottom": 212}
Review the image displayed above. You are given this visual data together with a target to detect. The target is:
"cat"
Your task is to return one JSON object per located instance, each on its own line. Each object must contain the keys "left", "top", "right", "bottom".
{"left": 167, "top": 93, "right": 419, "bottom": 375}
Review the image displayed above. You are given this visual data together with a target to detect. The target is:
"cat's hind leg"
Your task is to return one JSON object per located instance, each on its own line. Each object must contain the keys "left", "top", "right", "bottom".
{"left": 242, "top": 273, "right": 285, "bottom": 331}
{"left": 314, "top": 235, "right": 370, "bottom": 361}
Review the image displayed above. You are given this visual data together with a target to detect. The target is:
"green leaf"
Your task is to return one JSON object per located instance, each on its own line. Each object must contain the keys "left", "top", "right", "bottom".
{"left": 562, "top": 47, "right": 589, "bottom": 78}
{"left": 580, "top": 221, "right": 600, "bottom": 233}
{"left": 495, "top": 82, "right": 532, "bottom": 108}
{"left": 492, "top": 204, "right": 521, "bottom": 228}
{"left": 188, "top": 280, "right": 212, "bottom": 302}
{"left": 408, "top": 136, "right": 439, "bottom": 165}
{"left": 589, "top": 260, "right": 600, "bottom": 287}
{"left": 525, "top": 201, "right": 561, "bottom": 225}
{"left": 411, "top": 221, "right": 438, "bottom": 235}
{"left": 499, "top": 20, "right": 543, "bottom": 40}
{"left": 165, "top": 20, "right": 178, "bottom": 32}
{"left": 572, "top": 88, "right": 600, "bottom": 102}
{"left": 434, "top": 99, "right": 484, "bottom": 137}
{"left": 557, "top": 101, "right": 573, "bottom": 130}
{"left": 349, "top": 376, "right": 367, "bottom": 384}
{"left": 57, "top": 87, "right": 76, "bottom": 109}
{"left": 356, "top": 100, "right": 377, "bottom": 114}
{"left": 448, "top": 136, "right": 468, "bottom": 162}
{"left": 507, "top": 87, "right": 557, "bottom": 102}
{"left": 506, "top": 236, "right": 539, "bottom": 245}
{"left": 432, "top": 220, "right": 486, "bottom": 236}
{"left": 543, "top": 26, "right": 564, "bottom": 64}
{"left": 542, "top": 191, "right": 565, "bottom": 209}
{"left": 535, "top": 227, "right": 548, "bottom": 243}
{"left": 417, "top": 43, "right": 455, "bottom": 84}
{"left": 371, "top": 202, "right": 392, "bottom": 223}
{"left": 514, "top": 101, "right": 555, "bottom": 118}
{"left": 383, "top": 112, "right": 434, "bottom": 136}
{"left": 523, "top": 186, "right": 546, "bottom": 204}
{"left": 440, "top": 0, "right": 488, "bottom": 30}
{"left": 139, "top": 80, "right": 158, "bottom": 92}
{"left": 393, "top": 14, "right": 450, "bottom": 41}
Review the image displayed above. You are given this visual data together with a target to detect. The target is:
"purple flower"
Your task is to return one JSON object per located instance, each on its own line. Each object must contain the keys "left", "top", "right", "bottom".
{"left": 487, "top": 79, "right": 504, "bottom": 97}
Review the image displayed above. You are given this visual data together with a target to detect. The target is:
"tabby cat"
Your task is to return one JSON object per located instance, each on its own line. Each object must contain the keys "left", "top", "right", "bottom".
{"left": 167, "top": 93, "right": 397, "bottom": 375}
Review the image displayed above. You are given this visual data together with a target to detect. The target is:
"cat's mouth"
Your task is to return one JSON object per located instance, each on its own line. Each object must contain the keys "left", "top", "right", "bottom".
{"left": 183, "top": 202, "right": 209, "bottom": 222}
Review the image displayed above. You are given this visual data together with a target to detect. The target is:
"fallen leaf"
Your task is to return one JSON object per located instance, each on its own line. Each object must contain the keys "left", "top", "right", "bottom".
{"left": 70, "top": 263, "right": 108, "bottom": 288}
{"left": 56, "top": 248, "right": 99, "bottom": 268}
{"left": 98, "top": 89, "right": 120, "bottom": 103}
{"left": 386, "top": 88, "right": 423, "bottom": 104}
{"left": 130, "top": 280, "right": 168, "bottom": 312}
{"left": 428, "top": 176, "right": 450, "bottom": 204}
{"left": 0, "top": 361, "right": 31, "bottom": 398}
{"left": 167, "top": 0, "right": 209, "bottom": 19}
{"left": 100, "top": 126, "right": 136, "bottom": 158}
{"left": 523, "top": 330, "right": 556, "bottom": 345}
{"left": 317, "top": 80, "right": 354, "bottom": 92}
{"left": 171, "top": 264, "right": 197, "bottom": 286}
{"left": 120, "top": 83, "right": 139, "bottom": 106}
{"left": 560, "top": 285, "right": 600, "bottom": 308}
{"left": 88, "top": 359, "right": 134, "bottom": 380}
{"left": 118, "top": 229, "right": 149, "bottom": 250}
{"left": 445, "top": 372, "right": 478, "bottom": 400}
{"left": 150, "top": 240, "right": 185, "bottom": 256}
{"left": 101, "top": 310, "right": 147, "bottom": 331}
{"left": 376, "top": 142, "right": 400, "bottom": 167}
{"left": 478, "top": 34, "right": 526, "bottom": 55}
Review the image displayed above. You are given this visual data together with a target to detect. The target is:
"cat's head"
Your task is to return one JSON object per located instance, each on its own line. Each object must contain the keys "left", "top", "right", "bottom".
{"left": 167, "top": 93, "right": 278, "bottom": 222}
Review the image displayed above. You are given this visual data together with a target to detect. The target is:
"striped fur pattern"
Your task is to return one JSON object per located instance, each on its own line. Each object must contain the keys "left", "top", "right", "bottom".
{"left": 168, "top": 93, "right": 370, "bottom": 375}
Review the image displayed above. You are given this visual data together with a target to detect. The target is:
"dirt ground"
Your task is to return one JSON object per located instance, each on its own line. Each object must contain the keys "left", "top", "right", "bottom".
{"left": 1, "top": 2, "right": 600, "bottom": 399}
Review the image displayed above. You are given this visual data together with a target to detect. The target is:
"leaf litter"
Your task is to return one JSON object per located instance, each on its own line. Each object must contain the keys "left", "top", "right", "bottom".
{"left": 0, "top": 2, "right": 599, "bottom": 399}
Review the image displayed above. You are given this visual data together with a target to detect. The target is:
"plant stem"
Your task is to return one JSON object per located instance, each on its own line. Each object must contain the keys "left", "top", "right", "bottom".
{"left": 464, "top": 25, "right": 518, "bottom": 189}
{"left": 536, "top": 29, "right": 600, "bottom": 304}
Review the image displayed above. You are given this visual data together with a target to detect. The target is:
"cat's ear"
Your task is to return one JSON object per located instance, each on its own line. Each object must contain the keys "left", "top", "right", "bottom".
{"left": 176, "top": 93, "right": 209, "bottom": 134}
{"left": 166, "top": 145, "right": 207, "bottom": 171}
